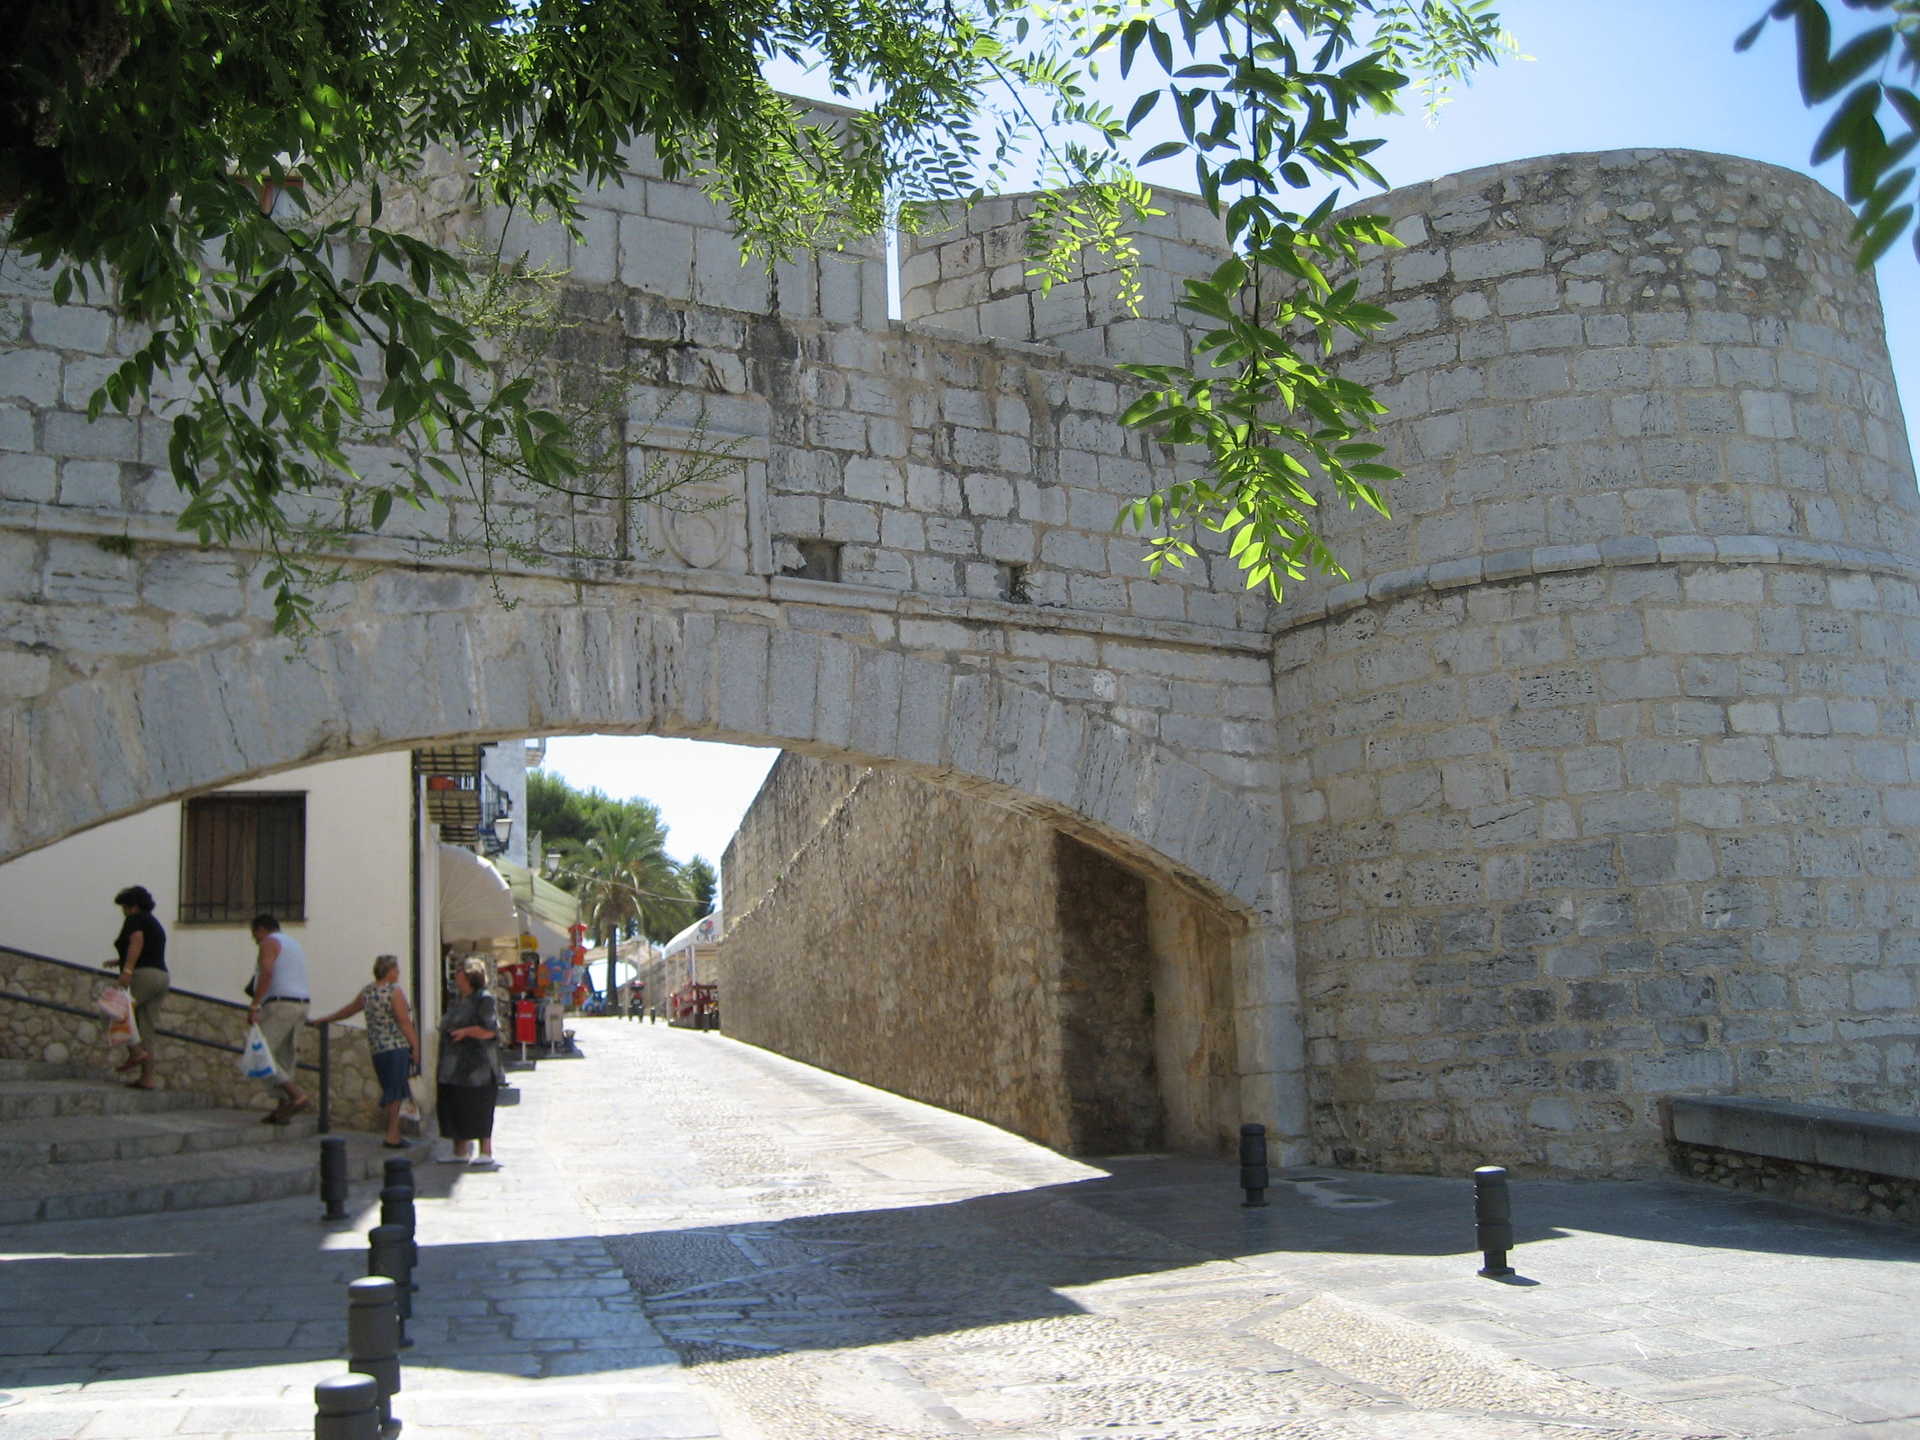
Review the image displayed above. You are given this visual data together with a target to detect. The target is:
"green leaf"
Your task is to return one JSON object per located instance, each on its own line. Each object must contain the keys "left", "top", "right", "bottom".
{"left": 1813, "top": 82, "right": 1883, "bottom": 165}
{"left": 1812, "top": 25, "right": 1893, "bottom": 105}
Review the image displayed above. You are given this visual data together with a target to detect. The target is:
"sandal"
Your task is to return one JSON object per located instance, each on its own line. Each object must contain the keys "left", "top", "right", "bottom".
{"left": 123, "top": 1079, "right": 157, "bottom": 1090}
{"left": 381, "top": 1140, "right": 409, "bottom": 1149}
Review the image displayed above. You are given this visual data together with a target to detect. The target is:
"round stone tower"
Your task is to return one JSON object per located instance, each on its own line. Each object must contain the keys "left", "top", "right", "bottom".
{"left": 1272, "top": 149, "right": 1919, "bottom": 1174}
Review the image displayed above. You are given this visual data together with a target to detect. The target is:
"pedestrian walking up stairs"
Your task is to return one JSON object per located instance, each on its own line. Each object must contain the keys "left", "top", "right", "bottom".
{"left": 0, "top": 1058, "right": 395, "bottom": 1224}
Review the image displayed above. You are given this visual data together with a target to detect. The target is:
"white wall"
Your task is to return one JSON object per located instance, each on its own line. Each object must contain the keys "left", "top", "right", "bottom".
{"left": 0, "top": 753, "right": 416, "bottom": 1020}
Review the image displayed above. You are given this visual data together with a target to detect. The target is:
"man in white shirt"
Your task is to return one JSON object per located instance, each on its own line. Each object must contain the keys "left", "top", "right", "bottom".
{"left": 248, "top": 913, "right": 313, "bottom": 1124}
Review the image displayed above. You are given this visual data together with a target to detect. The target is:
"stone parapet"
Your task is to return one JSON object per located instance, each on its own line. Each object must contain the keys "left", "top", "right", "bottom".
{"left": 1274, "top": 148, "right": 1915, "bottom": 624}
{"left": 898, "top": 189, "right": 1229, "bottom": 367}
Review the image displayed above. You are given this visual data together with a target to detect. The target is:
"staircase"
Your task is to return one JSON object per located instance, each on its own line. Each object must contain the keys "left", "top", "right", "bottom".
{"left": 0, "top": 1059, "right": 405, "bottom": 1224}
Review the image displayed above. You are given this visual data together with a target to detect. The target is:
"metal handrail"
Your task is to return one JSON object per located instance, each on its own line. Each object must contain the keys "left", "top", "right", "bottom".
{"left": 0, "top": 943, "right": 333, "bottom": 1132}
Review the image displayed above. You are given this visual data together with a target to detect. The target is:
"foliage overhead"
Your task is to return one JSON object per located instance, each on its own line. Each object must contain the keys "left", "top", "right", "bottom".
{"left": 1740, "top": 0, "right": 1920, "bottom": 268}
{"left": 4, "top": 0, "right": 1514, "bottom": 617}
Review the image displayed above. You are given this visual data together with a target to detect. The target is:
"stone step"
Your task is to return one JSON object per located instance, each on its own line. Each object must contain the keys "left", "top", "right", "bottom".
{"left": 0, "top": 1129, "right": 425, "bottom": 1224}
{"left": 0, "top": 1058, "right": 92, "bottom": 1082}
{"left": 0, "top": 1076, "right": 209, "bottom": 1122}
{"left": 0, "top": 1104, "right": 321, "bottom": 1165}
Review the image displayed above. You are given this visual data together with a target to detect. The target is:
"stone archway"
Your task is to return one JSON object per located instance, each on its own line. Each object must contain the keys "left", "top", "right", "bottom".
{"left": 0, "top": 544, "right": 1304, "bottom": 1157}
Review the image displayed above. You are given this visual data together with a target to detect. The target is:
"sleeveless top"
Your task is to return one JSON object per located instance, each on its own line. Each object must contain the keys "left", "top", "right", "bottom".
{"left": 261, "top": 931, "right": 309, "bottom": 1000}
{"left": 361, "top": 982, "right": 408, "bottom": 1054}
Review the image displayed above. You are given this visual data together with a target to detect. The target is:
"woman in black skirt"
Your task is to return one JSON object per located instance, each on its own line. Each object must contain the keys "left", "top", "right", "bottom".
{"left": 437, "top": 956, "right": 502, "bottom": 1168}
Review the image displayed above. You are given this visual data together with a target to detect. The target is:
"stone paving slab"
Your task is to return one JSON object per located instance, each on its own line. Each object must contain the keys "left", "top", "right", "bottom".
{"left": 7, "top": 1022, "right": 1920, "bottom": 1439}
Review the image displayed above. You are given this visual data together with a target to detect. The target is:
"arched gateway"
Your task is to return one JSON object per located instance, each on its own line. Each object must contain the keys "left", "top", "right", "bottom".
{"left": 3, "top": 146, "right": 1916, "bottom": 1176}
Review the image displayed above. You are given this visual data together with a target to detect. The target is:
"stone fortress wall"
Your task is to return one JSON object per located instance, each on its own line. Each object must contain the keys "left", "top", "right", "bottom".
{"left": 1286, "top": 151, "right": 1920, "bottom": 1175}
{"left": 5, "top": 133, "right": 1919, "bottom": 1177}
{"left": 858, "top": 148, "right": 1920, "bottom": 1175}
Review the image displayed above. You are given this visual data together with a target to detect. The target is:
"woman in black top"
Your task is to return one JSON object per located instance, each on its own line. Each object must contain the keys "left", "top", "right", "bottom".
{"left": 111, "top": 885, "right": 169, "bottom": 1089}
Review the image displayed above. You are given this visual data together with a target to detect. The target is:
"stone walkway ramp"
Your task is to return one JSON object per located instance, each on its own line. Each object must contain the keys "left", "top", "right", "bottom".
{"left": 5, "top": 1023, "right": 1920, "bottom": 1438}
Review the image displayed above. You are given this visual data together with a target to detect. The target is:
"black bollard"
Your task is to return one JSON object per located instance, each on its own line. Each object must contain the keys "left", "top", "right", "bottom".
{"left": 314, "top": 1372, "right": 381, "bottom": 1440}
{"left": 382, "top": 1155, "right": 415, "bottom": 1192}
{"left": 1473, "top": 1165, "right": 1515, "bottom": 1278}
{"left": 367, "top": 1223, "right": 414, "bottom": 1346}
{"left": 347, "top": 1276, "right": 403, "bottom": 1433}
{"left": 319, "top": 1136, "right": 350, "bottom": 1222}
{"left": 1238, "top": 1123, "right": 1269, "bottom": 1208}
{"left": 380, "top": 1184, "right": 418, "bottom": 1273}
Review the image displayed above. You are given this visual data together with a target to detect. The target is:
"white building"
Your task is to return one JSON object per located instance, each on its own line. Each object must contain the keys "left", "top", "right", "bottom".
{"left": 0, "top": 739, "right": 554, "bottom": 1069}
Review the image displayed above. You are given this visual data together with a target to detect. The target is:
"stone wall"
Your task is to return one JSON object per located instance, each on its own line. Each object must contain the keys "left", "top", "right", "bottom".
{"left": 1668, "top": 1140, "right": 1920, "bottom": 1226}
{"left": 720, "top": 753, "right": 1239, "bottom": 1155}
{"left": 1263, "top": 151, "right": 1920, "bottom": 1175}
{"left": 899, "top": 190, "right": 1229, "bottom": 369}
{"left": 0, "top": 945, "right": 383, "bottom": 1129}
{"left": 7, "top": 139, "right": 1920, "bottom": 1181}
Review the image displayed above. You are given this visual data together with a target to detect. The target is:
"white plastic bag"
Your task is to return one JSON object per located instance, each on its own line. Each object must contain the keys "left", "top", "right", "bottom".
{"left": 98, "top": 985, "right": 139, "bottom": 1049}
{"left": 239, "top": 1023, "right": 284, "bottom": 1082}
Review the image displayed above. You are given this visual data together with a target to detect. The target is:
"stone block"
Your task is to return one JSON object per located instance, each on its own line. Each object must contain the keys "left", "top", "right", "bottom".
{"left": 1, "top": 452, "right": 55, "bottom": 504}
{"left": 1451, "top": 237, "right": 1546, "bottom": 282}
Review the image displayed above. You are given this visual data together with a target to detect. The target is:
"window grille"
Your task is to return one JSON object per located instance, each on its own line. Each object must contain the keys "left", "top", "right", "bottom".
{"left": 179, "top": 793, "right": 307, "bottom": 923}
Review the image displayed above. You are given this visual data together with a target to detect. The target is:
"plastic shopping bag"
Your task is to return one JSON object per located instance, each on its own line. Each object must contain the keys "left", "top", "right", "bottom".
{"left": 239, "top": 1023, "right": 284, "bottom": 1082}
{"left": 97, "top": 985, "right": 139, "bottom": 1049}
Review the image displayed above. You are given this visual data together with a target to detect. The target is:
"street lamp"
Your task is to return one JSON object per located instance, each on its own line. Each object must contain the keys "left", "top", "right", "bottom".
{"left": 491, "top": 812, "right": 513, "bottom": 848}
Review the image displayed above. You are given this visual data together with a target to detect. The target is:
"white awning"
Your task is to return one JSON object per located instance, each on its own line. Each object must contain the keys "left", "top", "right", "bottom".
{"left": 438, "top": 844, "right": 519, "bottom": 943}
{"left": 661, "top": 908, "right": 724, "bottom": 959}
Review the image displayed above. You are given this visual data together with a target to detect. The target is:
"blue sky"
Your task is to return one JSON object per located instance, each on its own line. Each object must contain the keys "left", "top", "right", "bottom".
{"left": 543, "top": 0, "right": 1920, "bottom": 883}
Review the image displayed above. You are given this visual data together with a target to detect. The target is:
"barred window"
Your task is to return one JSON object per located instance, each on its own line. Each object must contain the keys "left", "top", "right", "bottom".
{"left": 179, "top": 793, "right": 307, "bottom": 924}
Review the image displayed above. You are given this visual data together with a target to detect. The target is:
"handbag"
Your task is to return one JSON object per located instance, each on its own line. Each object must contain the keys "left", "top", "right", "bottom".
{"left": 238, "top": 1022, "right": 284, "bottom": 1082}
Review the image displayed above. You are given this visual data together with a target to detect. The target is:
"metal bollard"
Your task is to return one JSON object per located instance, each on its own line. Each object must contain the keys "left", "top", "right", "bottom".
{"left": 314, "top": 1371, "right": 381, "bottom": 1440}
{"left": 347, "top": 1276, "right": 402, "bottom": 1432}
{"left": 380, "top": 1184, "right": 418, "bottom": 1273}
{"left": 1238, "top": 1123, "right": 1269, "bottom": 1208}
{"left": 367, "top": 1223, "right": 414, "bottom": 1346}
{"left": 319, "top": 1135, "right": 350, "bottom": 1222}
{"left": 1473, "top": 1165, "right": 1515, "bottom": 1278}
{"left": 382, "top": 1155, "right": 415, "bottom": 1192}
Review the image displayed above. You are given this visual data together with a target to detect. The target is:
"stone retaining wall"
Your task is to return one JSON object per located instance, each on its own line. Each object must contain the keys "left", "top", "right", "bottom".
{"left": 1668, "top": 1140, "right": 1920, "bottom": 1226}
{"left": 0, "top": 946, "right": 383, "bottom": 1129}
{"left": 719, "top": 753, "right": 1239, "bottom": 1155}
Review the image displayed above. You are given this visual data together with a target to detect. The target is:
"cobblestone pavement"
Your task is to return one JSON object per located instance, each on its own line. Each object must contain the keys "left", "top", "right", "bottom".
{"left": 6, "top": 1022, "right": 1920, "bottom": 1438}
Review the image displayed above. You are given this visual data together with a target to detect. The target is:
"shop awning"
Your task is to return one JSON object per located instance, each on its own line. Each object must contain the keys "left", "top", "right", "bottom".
{"left": 661, "top": 908, "right": 724, "bottom": 959}
{"left": 496, "top": 861, "right": 582, "bottom": 933}
{"left": 438, "top": 844, "right": 519, "bottom": 943}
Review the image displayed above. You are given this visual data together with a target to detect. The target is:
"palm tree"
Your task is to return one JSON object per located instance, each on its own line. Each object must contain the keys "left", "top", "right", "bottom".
{"left": 577, "top": 804, "right": 680, "bottom": 996}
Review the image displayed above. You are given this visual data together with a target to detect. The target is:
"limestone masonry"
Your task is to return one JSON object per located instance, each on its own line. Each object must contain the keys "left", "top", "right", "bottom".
{"left": 2, "top": 143, "right": 1915, "bottom": 1175}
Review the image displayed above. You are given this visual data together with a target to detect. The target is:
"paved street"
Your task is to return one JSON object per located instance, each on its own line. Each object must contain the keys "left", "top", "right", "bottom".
{"left": 5, "top": 1021, "right": 1920, "bottom": 1438}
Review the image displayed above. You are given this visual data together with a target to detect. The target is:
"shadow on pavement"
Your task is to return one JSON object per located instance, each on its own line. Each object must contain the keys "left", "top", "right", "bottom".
{"left": 8, "top": 1155, "right": 1920, "bottom": 1386}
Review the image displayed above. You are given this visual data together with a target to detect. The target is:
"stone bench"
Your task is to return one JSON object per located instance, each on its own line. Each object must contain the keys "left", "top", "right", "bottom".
{"left": 1665, "top": 1096, "right": 1920, "bottom": 1180}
